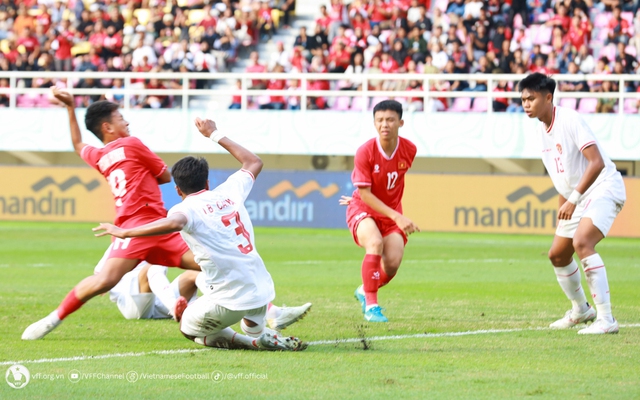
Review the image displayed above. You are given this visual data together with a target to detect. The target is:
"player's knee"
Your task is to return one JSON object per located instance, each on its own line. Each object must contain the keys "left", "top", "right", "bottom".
{"left": 363, "top": 238, "right": 384, "bottom": 254}
{"left": 571, "top": 237, "right": 594, "bottom": 258}
{"left": 547, "top": 249, "right": 568, "bottom": 266}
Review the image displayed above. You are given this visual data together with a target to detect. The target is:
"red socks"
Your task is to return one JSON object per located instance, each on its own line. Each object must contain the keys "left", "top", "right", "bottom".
{"left": 362, "top": 254, "right": 382, "bottom": 306}
{"left": 57, "top": 288, "right": 85, "bottom": 320}
{"left": 362, "top": 254, "right": 398, "bottom": 306}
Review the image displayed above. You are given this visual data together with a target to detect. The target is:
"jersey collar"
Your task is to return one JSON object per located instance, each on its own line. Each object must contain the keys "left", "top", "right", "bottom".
{"left": 545, "top": 106, "right": 556, "bottom": 134}
{"left": 376, "top": 136, "right": 400, "bottom": 160}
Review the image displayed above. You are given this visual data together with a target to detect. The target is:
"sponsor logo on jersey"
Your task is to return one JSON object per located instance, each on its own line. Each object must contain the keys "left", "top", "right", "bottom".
{"left": 373, "top": 164, "right": 380, "bottom": 173}
{"left": 556, "top": 144, "right": 562, "bottom": 154}
{"left": 398, "top": 161, "right": 407, "bottom": 169}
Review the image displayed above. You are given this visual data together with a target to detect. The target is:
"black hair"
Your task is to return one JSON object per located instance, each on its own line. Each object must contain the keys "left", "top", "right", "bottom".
{"left": 171, "top": 156, "right": 209, "bottom": 195}
{"left": 373, "top": 99, "right": 403, "bottom": 119}
{"left": 84, "top": 100, "right": 120, "bottom": 141}
{"left": 518, "top": 73, "right": 556, "bottom": 99}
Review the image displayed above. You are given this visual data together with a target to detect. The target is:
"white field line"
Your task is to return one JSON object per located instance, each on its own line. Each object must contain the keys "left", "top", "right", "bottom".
{"left": 280, "top": 259, "right": 540, "bottom": 265}
{"left": 2, "top": 323, "right": 639, "bottom": 366}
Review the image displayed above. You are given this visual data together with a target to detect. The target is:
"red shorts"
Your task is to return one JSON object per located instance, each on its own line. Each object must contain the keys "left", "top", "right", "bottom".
{"left": 108, "top": 232, "right": 189, "bottom": 267}
{"left": 346, "top": 203, "right": 407, "bottom": 247}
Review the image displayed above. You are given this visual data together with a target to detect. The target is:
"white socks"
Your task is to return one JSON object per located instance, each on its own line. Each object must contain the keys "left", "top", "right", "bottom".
{"left": 553, "top": 259, "right": 589, "bottom": 314}
{"left": 581, "top": 253, "right": 613, "bottom": 322}
{"left": 194, "top": 327, "right": 257, "bottom": 350}
{"left": 146, "top": 266, "right": 177, "bottom": 315}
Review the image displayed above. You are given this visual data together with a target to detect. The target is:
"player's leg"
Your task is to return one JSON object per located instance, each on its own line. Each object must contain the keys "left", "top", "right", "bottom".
{"left": 573, "top": 198, "right": 621, "bottom": 334}
{"left": 379, "top": 232, "right": 406, "bottom": 288}
{"left": 547, "top": 234, "right": 595, "bottom": 329}
{"left": 265, "top": 302, "right": 313, "bottom": 331}
{"left": 242, "top": 308, "right": 306, "bottom": 351}
{"left": 194, "top": 270, "right": 311, "bottom": 331}
{"left": 114, "top": 264, "right": 157, "bottom": 320}
{"left": 179, "top": 249, "right": 201, "bottom": 271}
{"left": 355, "top": 218, "right": 388, "bottom": 322}
{"left": 22, "top": 257, "right": 139, "bottom": 340}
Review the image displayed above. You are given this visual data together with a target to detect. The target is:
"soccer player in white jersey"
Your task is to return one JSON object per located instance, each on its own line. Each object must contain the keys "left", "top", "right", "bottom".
{"left": 520, "top": 73, "right": 626, "bottom": 334}
{"left": 93, "top": 117, "right": 307, "bottom": 351}
{"left": 99, "top": 256, "right": 311, "bottom": 330}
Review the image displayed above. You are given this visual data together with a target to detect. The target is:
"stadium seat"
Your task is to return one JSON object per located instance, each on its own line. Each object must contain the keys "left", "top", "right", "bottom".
{"left": 559, "top": 98, "right": 577, "bottom": 110}
{"left": 623, "top": 98, "right": 638, "bottom": 114}
{"left": 534, "top": 25, "right": 553, "bottom": 45}
{"left": 17, "top": 95, "right": 37, "bottom": 108}
{"left": 332, "top": 96, "right": 351, "bottom": 111}
{"left": 577, "top": 98, "right": 598, "bottom": 113}
{"left": 598, "top": 44, "right": 616, "bottom": 63}
{"left": 350, "top": 96, "right": 368, "bottom": 111}
{"left": 0, "top": 39, "right": 9, "bottom": 54}
{"left": 625, "top": 45, "right": 637, "bottom": 57}
{"left": 449, "top": 97, "right": 471, "bottom": 112}
{"left": 369, "top": 96, "right": 390, "bottom": 110}
{"left": 594, "top": 12, "right": 611, "bottom": 29}
{"left": 471, "top": 97, "right": 488, "bottom": 112}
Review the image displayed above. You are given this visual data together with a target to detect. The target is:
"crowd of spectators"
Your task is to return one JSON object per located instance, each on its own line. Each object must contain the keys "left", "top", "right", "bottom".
{"left": 0, "top": 0, "right": 639, "bottom": 112}
{"left": 242, "top": 0, "right": 640, "bottom": 112}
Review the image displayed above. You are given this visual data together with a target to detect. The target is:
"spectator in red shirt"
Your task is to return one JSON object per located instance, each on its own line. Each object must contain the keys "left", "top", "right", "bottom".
{"left": 329, "top": 41, "right": 352, "bottom": 73}
{"left": 607, "top": 5, "right": 630, "bottom": 45}
{"left": 53, "top": 20, "right": 74, "bottom": 71}
{"left": 17, "top": 26, "right": 39, "bottom": 54}
{"left": 257, "top": 0, "right": 274, "bottom": 41}
{"left": 260, "top": 64, "right": 287, "bottom": 110}
{"left": 89, "top": 20, "right": 107, "bottom": 57}
{"left": 102, "top": 25, "right": 123, "bottom": 59}
{"left": 35, "top": 4, "right": 51, "bottom": 33}
{"left": 246, "top": 50, "right": 267, "bottom": 89}
{"left": 567, "top": 14, "right": 589, "bottom": 52}
{"left": 379, "top": 51, "right": 399, "bottom": 73}
{"left": 229, "top": 79, "right": 242, "bottom": 110}
{"left": 367, "top": 0, "right": 392, "bottom": 29}
{"left": 351, "top": 12, "right": 371, "bottom": 36}
{"left": 199, "top": 4, "right": 217, "bottom": 30}
{"left": 545, "top": 4, "right": 571, "bottom": 32}
{"left": 316, "top": 5, "right": 332, "bottom": 33}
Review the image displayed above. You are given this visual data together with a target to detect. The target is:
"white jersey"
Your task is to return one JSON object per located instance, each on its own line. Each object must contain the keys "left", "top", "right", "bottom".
{"left": 539, "top": 106, "right": 625, "bottom": 203}
{"left": 167, "top": 169, "right": 275, "bottom": 311}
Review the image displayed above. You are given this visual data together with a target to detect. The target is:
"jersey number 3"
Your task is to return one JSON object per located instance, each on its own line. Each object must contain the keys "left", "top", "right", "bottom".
{"left": 221, "top": 211, "right": 254, "bottom": 254}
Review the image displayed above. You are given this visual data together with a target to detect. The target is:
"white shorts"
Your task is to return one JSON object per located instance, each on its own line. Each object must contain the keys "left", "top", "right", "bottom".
{"left": 110, "top": 268, "right": 180, "bottom": 320}
{"left": 556, "top": 195, "right": 624, "bottom": 238}
{"left": 180, "top": 294, "right": 266, "bottom": 337}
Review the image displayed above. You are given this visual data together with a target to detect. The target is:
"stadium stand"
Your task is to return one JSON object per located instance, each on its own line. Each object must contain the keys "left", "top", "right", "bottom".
{"left": 0, "top": 0, "right": 638, "bottom": 112}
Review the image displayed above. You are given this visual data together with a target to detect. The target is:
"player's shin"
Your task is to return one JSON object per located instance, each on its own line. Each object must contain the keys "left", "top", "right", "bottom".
{"left": 362, "top": 254, "right": 382, "bottom": 308}
{"left": 194, "top": 328, "right": 258, "bottom": 350}
{"left": 147, "top": 266, "right": 176, "bottom": 313}
{"left": 57, "top": 288, "right": 86, "bottom": 320}
{"left": 553, "top": 259, "right": 589, "bottom": 313}
{"left": 581, "top": 253, "right": 613, "bottom": 322}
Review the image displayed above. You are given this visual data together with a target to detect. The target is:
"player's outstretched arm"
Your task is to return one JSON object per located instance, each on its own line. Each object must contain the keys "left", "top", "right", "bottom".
{"left": 358, "top": 187, "right": 420, "bottom": 235}
{"left": 194, "top": 117, "right": 263, "bottom": 178}
{"left": 93, "top": 214, "right": 188, "bottom": 239}
{"left": 50, "top": 87, "right": 86, "bottom": 155}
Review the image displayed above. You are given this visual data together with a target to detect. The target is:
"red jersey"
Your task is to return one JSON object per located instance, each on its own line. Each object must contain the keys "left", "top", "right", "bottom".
{"left": 80, "top": 136, "right": 168, "bottom": 228}
{"left": 350, "top": 136, "right": 417, "bottom": 217}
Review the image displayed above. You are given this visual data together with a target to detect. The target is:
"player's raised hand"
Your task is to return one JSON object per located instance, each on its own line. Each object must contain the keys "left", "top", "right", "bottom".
{"left": 394, "top": 214, "right": 420, "bottom": 236}
{"left": 50, "top": 86, "right": 74, "bottom": 108}
{"left": 338, "top": 195, "right": 352, "bottom": 206}
{"left": 92, "top": 222, "right": 127, "bottom": 238}
{"left": 194, "top": 117, "right": 217, "bottom": 138}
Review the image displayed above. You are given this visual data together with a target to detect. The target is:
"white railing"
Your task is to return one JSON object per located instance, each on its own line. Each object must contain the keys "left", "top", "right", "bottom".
{"left": 0, "top": 71, "right": 639, "bottom": 114}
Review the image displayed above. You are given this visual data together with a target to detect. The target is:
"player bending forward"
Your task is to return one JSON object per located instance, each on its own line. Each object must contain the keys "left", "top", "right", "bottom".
{"left": 95, "top": 118, "right": 307, "bottom": 350}
{"left": 520, "top": 73, "right": 625, "bottom": 334}
{"left": 343, "top": 100, "right": 419, "bottom": 323}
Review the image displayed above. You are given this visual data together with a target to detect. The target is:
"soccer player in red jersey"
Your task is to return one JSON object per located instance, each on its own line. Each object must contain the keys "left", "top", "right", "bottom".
{"left": 342, "top": 100, "right": 419, "bottom": 322}
{"left": 22, "top": 88, "right": 200, "bottom": 340}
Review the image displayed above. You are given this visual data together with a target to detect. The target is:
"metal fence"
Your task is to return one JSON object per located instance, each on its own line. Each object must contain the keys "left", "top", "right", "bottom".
{"left": 0, "top": 71, "right": 639, "bottom": 114}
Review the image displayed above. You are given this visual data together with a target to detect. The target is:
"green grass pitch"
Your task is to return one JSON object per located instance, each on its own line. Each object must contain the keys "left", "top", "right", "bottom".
{"left": 1, "top": 221, "right": 639, "bottom": 399}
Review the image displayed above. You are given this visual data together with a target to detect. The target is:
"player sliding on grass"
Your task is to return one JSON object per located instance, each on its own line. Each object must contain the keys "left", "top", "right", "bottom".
{"left": 520, "top": 73, "right": 626, "bottom": 334}
{"left": 94, "top": 118, "right": 308, "bottom": 351}
{"left": 102, "top": 259, "right": 311, "bottom": 331}
{"left": 342, "top": 100, "right": 419, "bottom": 323}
